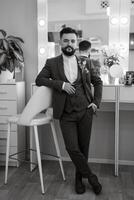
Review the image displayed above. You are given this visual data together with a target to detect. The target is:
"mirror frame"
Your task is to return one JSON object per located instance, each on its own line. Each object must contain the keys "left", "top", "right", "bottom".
{"left": 37, "top": 0, "right": 131, "bottom": 75}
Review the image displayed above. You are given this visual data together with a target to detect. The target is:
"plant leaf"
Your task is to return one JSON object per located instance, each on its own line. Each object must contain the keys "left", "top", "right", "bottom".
{"left": 0, "top": 65, "right": 6, "bottom": 71}
{"left": 7, "top": 35, "right": 24, "bottom": 43}
{"left": 14, "top": 59, "right": 24, "bottom": 69}
{"left": 9, "top": 40, "right": 23, "bottom": 56}
{"left": 0, "top": 29, "right": 7, "bottom": 37}
{"left": 0, "top": 39, "right": 3, "bottom": 48}
{"left": 0, "top": 53, "right": 7, "bottom": 65}
{"left": 6, "top": 59, "right": 14, "bottom": 72}
{"left": 2, "top": 39, "right": 9, "bottom": 51}
{"left": 13, "top": 50, "right": 24, "bottom": 62}
{"left": 0, "top": 49, "right": 6, "bottom": 54}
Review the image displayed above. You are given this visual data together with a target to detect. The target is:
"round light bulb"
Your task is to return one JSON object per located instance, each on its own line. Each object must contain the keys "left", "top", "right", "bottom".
{"left": 120, "top": 17, "right": 128, "bottom": 25}
{"left": 106, "top": 7, "right": 110, "bottom": 16}
{"left": 39, "top": 47, "right": 45, "bottom": 55}
{"left": 39, "top": 19, "right": 45, "bottom": 26}
{"left": 110, "top": 17, "right": 119, "bottom": 25}
{"left": 130, "top": 41, "right": 134, "bottom": 45}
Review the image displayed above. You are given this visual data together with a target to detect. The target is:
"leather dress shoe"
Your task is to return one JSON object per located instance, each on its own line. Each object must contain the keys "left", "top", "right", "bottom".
{"left": 75, "top": 172, "right": 86, "bottom": 194}
{"left": 88, "top": 174, "right": 102, "bottom": 195}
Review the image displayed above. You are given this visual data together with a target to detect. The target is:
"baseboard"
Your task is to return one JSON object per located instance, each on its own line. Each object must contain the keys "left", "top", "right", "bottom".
{"left": 42, "top": 155, "right": 134, "bottom": 166}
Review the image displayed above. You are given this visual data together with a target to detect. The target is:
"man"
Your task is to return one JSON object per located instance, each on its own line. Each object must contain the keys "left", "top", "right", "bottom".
{"left": 79, "top": 40, "right": 101, "bottom": 76}
{"left": 79, "top": 40, "right": 91, "bottom": 58}
{"left": 35, "top": 27, "right": 103, "bottom": 195}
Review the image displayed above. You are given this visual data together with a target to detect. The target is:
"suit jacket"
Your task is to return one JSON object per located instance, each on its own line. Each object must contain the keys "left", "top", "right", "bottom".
{"left": 35, "top": 54, "right": 103, "bottom": 119}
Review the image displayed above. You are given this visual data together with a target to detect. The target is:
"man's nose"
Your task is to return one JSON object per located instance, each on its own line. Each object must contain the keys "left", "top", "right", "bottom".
{"left": 68, "top": 41, "right": 72, "bottom": 46}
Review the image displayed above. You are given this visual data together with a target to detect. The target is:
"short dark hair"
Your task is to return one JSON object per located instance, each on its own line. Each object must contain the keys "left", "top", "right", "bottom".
{"left": 79, "top": 40, "right": 91, "bottom": 51}
{"left": 60, "top": 27, "right": 78, "bottom": 38}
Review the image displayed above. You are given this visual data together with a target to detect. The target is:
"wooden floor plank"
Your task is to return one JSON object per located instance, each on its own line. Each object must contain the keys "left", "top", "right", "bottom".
{"left": 0, "top": 161, "right": 134, "bottom": 200}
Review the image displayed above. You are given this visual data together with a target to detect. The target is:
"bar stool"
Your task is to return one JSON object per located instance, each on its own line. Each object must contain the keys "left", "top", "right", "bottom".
{"left": 5, "top": 86, "right": 66, "bottom": 194}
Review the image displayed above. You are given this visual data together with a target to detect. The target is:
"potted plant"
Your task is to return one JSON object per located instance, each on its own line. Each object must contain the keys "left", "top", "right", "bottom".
{"left": 101, "top": 45, "right": 123, "bottom": 84}
{"left": 0, "top": 29, "right": 24, "bottom": 82}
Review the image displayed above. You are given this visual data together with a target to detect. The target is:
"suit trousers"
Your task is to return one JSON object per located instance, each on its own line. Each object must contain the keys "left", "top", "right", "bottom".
{"left": 60, "top": 107, "right": 93, "bottom": 178}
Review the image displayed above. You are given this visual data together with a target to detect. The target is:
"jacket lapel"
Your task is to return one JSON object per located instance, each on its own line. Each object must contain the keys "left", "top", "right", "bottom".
{"left": 77, "top": 56, "right": 93, "bottom": 103}
{"left": 57, "top": 55, "right": 68, "bottom": 82}
{"left": 76, "top": 56, "right": 86, "bottom": 83}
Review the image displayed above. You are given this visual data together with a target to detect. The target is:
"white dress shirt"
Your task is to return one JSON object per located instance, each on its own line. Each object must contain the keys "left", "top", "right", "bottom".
{"left": 63, "top": 54, "right": 78, "bottom": 84}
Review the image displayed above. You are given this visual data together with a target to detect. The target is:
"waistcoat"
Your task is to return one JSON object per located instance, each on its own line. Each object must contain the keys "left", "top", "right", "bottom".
{"left": 64, "top": 67, "right": 89, "bottom": 113}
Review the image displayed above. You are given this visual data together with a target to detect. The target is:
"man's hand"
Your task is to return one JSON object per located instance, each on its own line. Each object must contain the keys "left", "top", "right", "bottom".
{"left": 88, "top": 103, "right": 97, "bottom": 113}
{"left": 63, "top": 82, "right": 75, "bottom": 95}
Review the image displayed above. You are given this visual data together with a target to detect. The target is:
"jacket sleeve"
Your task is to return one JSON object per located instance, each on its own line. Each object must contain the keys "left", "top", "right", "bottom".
{"left": 35, "top": 59, "right": 64, "bottom": 93}
{"left": 88, "top": 60, "right": 103, "bottom": 108}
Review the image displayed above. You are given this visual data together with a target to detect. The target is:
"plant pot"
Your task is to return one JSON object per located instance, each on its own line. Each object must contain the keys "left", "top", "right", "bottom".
{"left": 0, "top": 70, "right": 14, "bottom": 83}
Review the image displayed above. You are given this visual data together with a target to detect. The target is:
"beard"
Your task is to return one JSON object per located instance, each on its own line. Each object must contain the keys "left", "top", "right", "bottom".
{"left": 61, "top": 45, "right": 76, "bottom": 56}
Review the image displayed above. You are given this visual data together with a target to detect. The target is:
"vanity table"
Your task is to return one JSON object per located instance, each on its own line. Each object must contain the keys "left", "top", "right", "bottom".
{"left": 0, "top": 82, "right": 25, "bottom": 166}
{"left": 102, "top": 84, "right": 134, "bottom": 176}
{"left": 101, "top": 85, "right": 119, "bottom": 176}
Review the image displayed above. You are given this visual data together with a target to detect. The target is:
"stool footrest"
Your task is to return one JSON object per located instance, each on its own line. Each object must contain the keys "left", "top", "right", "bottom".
{"left": 9, "top": 148, "right": 61, "bottom": 165}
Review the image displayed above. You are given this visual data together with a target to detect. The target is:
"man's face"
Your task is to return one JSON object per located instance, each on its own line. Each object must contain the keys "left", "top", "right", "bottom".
{"left": 60, "top": 33, "right": 77, "bottom": 56}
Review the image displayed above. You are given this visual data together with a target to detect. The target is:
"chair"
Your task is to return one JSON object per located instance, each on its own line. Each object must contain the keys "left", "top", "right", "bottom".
{"left": 5, "top": 86, "right": 66, "bottom": 194}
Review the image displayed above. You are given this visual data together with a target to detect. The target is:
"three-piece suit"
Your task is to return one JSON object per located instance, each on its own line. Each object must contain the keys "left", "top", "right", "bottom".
{"left": 36, "top": 54, "right": 102, "bottom": 178}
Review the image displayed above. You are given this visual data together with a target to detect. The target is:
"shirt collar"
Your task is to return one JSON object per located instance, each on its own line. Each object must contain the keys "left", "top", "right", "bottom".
{"left": 80, "top": 53, "right": 88, "bottom": 58}
{"left": 62, "top": 54, "right": 76, "bottom": 62}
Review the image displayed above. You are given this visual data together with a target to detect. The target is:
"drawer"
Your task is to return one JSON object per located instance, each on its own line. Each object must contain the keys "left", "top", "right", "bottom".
{"left": 0, "top": 131, "right": 17, "bottom": 146}
{"left": 0, "top": 146, "right": 17, "bottom": 154}
{"left": 102, "top": 86, "right": 116, "bottom": 101}
{"left": 0, "top": 85, "right": 17, "bottom": 100}
{"left": 119, "top": 87, "right": 134, "bottom": 102}
{"left": 0, "top": 137, "right": 6, "bottom": 146}
{"left": 0, "top": 116, "right": 17, "bottom": 131}
{"left": 0, "top": 100, "right": 17, "bottom": 115}
{"left": 0, "top": 146, "right": 17, "bottom": 161}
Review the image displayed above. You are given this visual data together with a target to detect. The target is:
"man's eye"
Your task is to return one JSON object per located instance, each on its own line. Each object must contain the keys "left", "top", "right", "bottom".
{"left": 71, "top": 40, "right": 76, "bottom": 43}
{"left": 63, "top": 40, "right": 69, "bottom": 42}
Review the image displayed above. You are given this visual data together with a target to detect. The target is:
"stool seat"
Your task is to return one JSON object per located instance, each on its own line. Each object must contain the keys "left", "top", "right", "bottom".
{"left": 8, "top": 113, "right": 52, "bottom": 126}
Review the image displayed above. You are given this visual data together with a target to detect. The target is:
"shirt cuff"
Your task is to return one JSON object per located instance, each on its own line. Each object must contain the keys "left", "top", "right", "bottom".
{"left": 62, "top": 82, "right": 65, "bottom": 90}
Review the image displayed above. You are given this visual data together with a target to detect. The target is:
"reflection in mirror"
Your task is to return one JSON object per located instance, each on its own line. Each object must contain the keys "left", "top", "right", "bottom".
{"left": 48, "top": 0, "right": 109, "bottom": 56}
{"left": 38, "top": 0, "right": 132, "bottom": 84}
{"left": 47, "top": 0, "right": 109, "bottom": 83}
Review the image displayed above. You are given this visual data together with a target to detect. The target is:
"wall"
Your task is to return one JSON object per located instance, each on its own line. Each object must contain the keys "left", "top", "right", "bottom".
{"left": 0, "top": 0, "right": 38, "bottom": 101}
{"left": 0, "top": 0, "right": 38, "bottom": 154}
{"left": 48, "top": 0, "right": 107, "bottom": 21}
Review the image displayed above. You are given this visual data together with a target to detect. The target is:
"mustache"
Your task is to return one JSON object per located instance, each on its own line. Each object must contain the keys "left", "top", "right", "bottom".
{"left": 62, "top": 45, "right": 76, "bottom": 56}
{"left": 64, "top": 45, "right": 75, "bottom": 52}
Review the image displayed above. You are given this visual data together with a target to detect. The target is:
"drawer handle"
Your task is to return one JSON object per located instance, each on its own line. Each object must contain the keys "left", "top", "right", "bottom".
{"left": 0, "top": 138, "right": 6, "bottom": 141}
{"left": 0, "top": 122, "right": 7, "bottom": 125}
{"left": 0, "top": 107, "right": 7, "bottom": 110}
{"left": 0, "top": 153, "right": 6, "bottom": 155}
{"left": 0, "top": 91, "right": 7, "bottom": 94}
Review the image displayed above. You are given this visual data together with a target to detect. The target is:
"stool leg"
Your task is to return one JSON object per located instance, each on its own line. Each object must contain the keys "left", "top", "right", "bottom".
{"left": 5, "top": 122, "right": 11, "bottom": 184}
{"left": 33, "top": 125, "right": 45, "bottom": 194}
{"left": 50, "top": 121, "right": 66, "bottom": 181}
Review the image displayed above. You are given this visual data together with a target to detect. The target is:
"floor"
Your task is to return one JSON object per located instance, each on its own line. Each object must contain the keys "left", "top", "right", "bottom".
{"left": 0, "top": 161, "right": 134, "bottom": 200}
